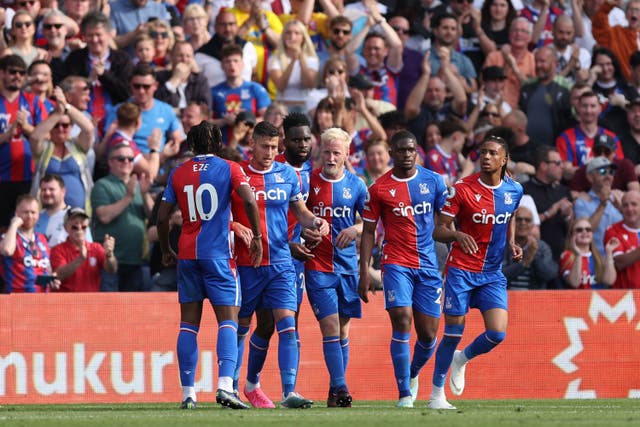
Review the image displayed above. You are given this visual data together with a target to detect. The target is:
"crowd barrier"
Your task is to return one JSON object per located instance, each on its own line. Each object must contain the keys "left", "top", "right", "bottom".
{"left": 1, "top": 290, "right": 639, "bottom": 404}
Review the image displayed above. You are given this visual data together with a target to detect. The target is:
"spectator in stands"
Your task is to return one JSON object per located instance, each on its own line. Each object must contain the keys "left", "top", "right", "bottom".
{"left": 30, "top": 87, "right": 94, "bottom": 211}
{"left": 26, "top": 60, "right": 55, "bottom": 113}
{"left": 406, "top": 50, "right": 467, "bottom": 148}
{"left": 0, "top": 54, "right": 47, "bottom": 228}
{"left": 268, "top": 19, "right": 319, "bottom": 113}
{"left": 318, "top": 14, "right": 359, "bottom": 72}
{"left": 625, "top": 52, "right": 640, "bottom": 100}
{"left": 574, "top": 0, "right": 627, "bottom": 53}
{"left": 155, "top": 41, "right": 211, "bottom": 110}
{"left": 592, "top": 0, "right": 640, "bottom": 80}
{"left": 589, "top": 47, "right": 629, "bottom": 134}
{"left": 480, "top": 0, "right": 518, "bottom": 50}
{"left": 523, "top": 146, "right": 573, "bottom": 267}
{"left": 3, "top": 10, "right": 47, "bottom": 68}
{"left": 110, "top": 0, "right": 171, "bottom": 53}
{"left": 473, "top": 66, "right": 512, "bottom": 117}
{"left": 425, "top": 119, "right": 473, "bottom": 186}
{"left": 552, "top": 14, "right": 591, "bottom": 84}
{"left": 451, "top": 0, "right": 496, "bottom": 72}
{"left": 195, "top": 9, "right": 257, "bottom": 88}
{"left": 353, "top": 21, "right": 404, "bottom": 105}
{"left": 605, "top": 190, "right": 640, "bottom": 288}
{"left": 91, "top": 142, "right": 153, "bottom": 291}
{"left": 148, "top": 18, "right": 174, "bottom": 70}
{"left": 519, "top": 45, "right": 572, "bottom": 148}
{"left": 388, "top": 14, "right": 426, "bottom": 111}
{"left": 426, "top": 12, "right": 476, "bottom": 95}
{"left": 0, "top": 194, "right": 60, "bottom": 293}
{"left": 569, "top": 134, "right": 639, "bottom": 195}
{"left": 484, "top": 17, "right": 535, "bottom": 109}
{"left": 556, "top": 91, "right": 623, "bottom": 180}
{"left": 574, "top": 156, "right": 624, "bottom": 255}
{"left": 63, "top": 12, "right": 134, "bottom": 126}
{"left": 182, "top": 4, "right": 211, "bottom": 53}
{"left": 51, "top": 207, "right": 117, "bottom": 292}
{"left": 132, "top": 34, "right": 156, "bottom": 68}
{"left": 360, "top": 138, "right": 391, "bottom": 187}
{"left": 34, "top": 174, "right": 76, "bottom": 247}
{"left": 305, "top": 55, "right": 350, "bottom": 115}
{"left": 618, "top": 96, "right": 640, "bottom": 171}
{"left": 503, "top": 206, "right": 557, "bottom": 290}
{"left": 41, "top": 9, "right": 75, "bottom": 85}
{"left": 561, "top": 216, "right": 618, "bottom": 289}
{"left": 519, "top": 0, "right": 564, "bottom": 49}
{"left": 210, "top": 44, "right": 271, "bottom": 145}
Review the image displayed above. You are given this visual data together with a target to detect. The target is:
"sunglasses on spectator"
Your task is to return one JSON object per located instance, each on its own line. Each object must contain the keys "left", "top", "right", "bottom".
{"left": 71, "top": 224, "right": 88, "bottom": 231}
{"left": 327, "top": 68, "right": 345, "bottom": 75}
{"left": 482, "top": 111, "right": 500, "bottom": 118}
{"left": 14, "top": 21, "right": 32, "bottom": 29}
{"left": 516, "top": 217, "right": 533, "bottom": 223}
{"left": 574, "top": 227, "right": 592, "bottom": 233}
{"left": 332, "top": 28, "right": 350, "bottom": 35}
{"left": 455, "top": 0, "right": 474, "bottom": 3}
{"left": 544, "top": 160, "right": 562, "bottom": 166}
{"left": 596, "top": 167, "right": 615, "bottom": 176}
{"left": 392, "top": 27, "right": 410, "bottom": 35}
{"left": 150, "top": 31, "right": 169, "bottom": 39}
{"left": 18, "top": 0, "right": 36, "bottom": 6}
{"left": 54, "top": 122, "right": 71, "bottom": 130}
{"left": 112, "top": 156, "right": 135, "bottom": 163}
{"left": 593, "top": 147, "right": 613, "bottom": 155}
{"left": 132, "top": 83, "right": 153, "bottom": 90}
{"left": 43, "top": 23, "right": 64, "bottom": 30}
{"left": 6, "top": 68, "right": 26, "bottom": 76}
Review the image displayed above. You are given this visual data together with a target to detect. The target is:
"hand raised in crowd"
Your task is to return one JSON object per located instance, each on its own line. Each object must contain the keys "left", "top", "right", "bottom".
{"left": 126, "top": 174, "right": 139, "bottom": 197}
{"left": 15, "top": 108, "right": 29, "bottom": 128}
{"left": 9, "top": 215, "right": 23, "bottom": 229}
{"left": 605, "top": 236, "right": 620, "bottom": 255}
{"left": 501, "top": 45, "right": 517, "bottom": 69}
{"left": 162, "top": 139, "right": 181, "bottom": 159}
{"left": 521, "top": 235, "right": 538, "bottom": 266}
{"left": 420, "top": 50, "right": 432, "bottom": 76}
{"left": 102, "top": 233, "right": 115, "bottom": 257}
{"left": 172, "top": 62, "right": 191, "bottom": 84}
{"left": 90, "top": 60, "right": 106, "bottom": 82}
{"left": 138, "top": 172, "right": 152, "bottom": 195}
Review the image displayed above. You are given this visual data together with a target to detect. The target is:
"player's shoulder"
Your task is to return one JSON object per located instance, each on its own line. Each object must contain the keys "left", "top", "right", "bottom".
{"left": 502, "top": 175, "right": 524, "bottom": 193}
{"left": 416, "top": 165, "right": 445, "bottom": 182}
{"left": 344, "top": 169, "right": 368, "bottom": 189}
{"left": 452, "top": 172, "right": 479, "bottom": 189}
{"left": 368, "top": 169, "right": 394, "bottom": 190}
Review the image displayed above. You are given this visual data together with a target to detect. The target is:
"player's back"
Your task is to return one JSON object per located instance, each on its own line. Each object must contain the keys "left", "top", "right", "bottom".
{"left": 164, "top": 154, "right": 247, "bottom": 260}
{"left": 443, "top": 173, "right": 523, "bottom": 273}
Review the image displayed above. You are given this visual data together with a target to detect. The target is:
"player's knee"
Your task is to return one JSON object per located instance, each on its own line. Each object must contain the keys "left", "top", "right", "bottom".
{"left": 485, "top": 330, "right": 506, "bottom": 345}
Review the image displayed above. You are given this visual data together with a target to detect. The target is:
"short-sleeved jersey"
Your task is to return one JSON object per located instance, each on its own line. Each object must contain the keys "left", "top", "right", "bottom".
{"left": 426, "top": 145, "right": 459, "bottom": 186}
{"left": 162, "top": 154, "right": 250, "bottom": 260}
{"left": 306, "top": 169, "right": 367, "bottom": 274}
{"left": 274, "top": 154, "right": 312, "bottom": 243}
{"left": 358, "top": 64, "right": 399, "bottom": 105}
{"left": 104, "top": 130, "right": 143, "bottom": 160}
{"left": 50, "top": 240, "right": 106, "bottom": 292}
{"left": 604, "top": 222, "right": 640, "bottom": 289}
{"left": 232, "top": 161, "right": 303, "bottom": 266}
{"left": 211, "top": 80, "right": 271, "bottom": 144}
{"left": 519, "top": 4, "right": 563, "bottom": 48}
{"left": 559, "top": 250, "right": 602, "bottom": 289}
{"left": 556, "top": 127, "right": 624, "bottom": 166}
{"left": 362, "top": 166, "right": 447, "bottom": 270}
{"left": 0, "top": 92, "right": 47, "bottom": 182}
{"left": 442, "top": 173, "right": 523, "bottom": 273}
{"left": 0, "top": 232, "right": 51, "bottom": 293}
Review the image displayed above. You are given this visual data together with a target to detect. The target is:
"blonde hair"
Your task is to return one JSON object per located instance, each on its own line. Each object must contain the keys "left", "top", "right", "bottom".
{"left": 275, "top": 20, "right": 318, "bottom": 70}
{"left": 565, "top": 217, "right": 605, "bottom": 284}
{"left": 321, "top": 127, "right": 351, "bottom": 154}
{"left": 148, "top": 19, "right": 175, "bottom": 52}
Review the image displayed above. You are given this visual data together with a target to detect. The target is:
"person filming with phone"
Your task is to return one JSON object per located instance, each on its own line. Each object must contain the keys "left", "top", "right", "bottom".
{"left": 0, "top": 195, "right": 60, "bottom": 293}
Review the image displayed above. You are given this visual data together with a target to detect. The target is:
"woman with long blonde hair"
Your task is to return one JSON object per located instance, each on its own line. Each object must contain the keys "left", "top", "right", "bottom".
{"left": 268, "top": 19, "right": 318, "bottom": 112}
{"left": 560, "top": 217, "right": 619, "bottom": 289}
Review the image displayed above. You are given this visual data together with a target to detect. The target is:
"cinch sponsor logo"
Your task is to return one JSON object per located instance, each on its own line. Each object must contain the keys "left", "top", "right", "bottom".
{"left": 312, "top": 202, "right": 351, "bottom": 218}
{"left": 0, "top": 343, "right": 215, "bottom": 396}
{"left": 472, "top": 209, "right": 512, "bottom": 225}
{"left": 253, "top": 187, "right": 288, "bottom": 201}
{"left": 392, "top": 201, "right": 432, "bottom": 217}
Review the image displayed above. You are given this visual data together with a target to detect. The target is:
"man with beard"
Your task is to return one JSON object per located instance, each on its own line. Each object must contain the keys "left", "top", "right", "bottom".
{"left": 195, "top": 9, "right": 257, "bottom": 88}
{"left": 551, "top": 15, "right": 591, "bottom": 85}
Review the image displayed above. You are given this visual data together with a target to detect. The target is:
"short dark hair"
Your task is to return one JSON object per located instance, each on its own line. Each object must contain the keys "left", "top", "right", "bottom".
{"left": 187, "top": 121, "right": 223, "bottom": 155}
{"left": 117, "top": 102, "right": 141, "bottom": 127}
{"left": 131, "top": 63, "right": 156, "bottom": 80}
{"left": 253, "top": 121, "right": 280, "bottom": 139}
{"left": 389, "top": 130, "right": 417, "bottom": 147}
{"left": 329, "top": 15, "right": 352, "bottom": 30}
{"left": 220, "top": 44, "right": 244, "bottom": 60}
{"left": 40, "top": 173, "right": 65, "bottom": 188}
{"left": 378, "top": 111, "right": 407, "bottom": 130}
{"left": 27, "top": 60, "right": 50, "bottom": 75}
{"left": 533, "top": 146, "right": 557, "bottom": 168}
{"left": 0, "top": 54, "right": 26, "bottom": 71}
{"left": 282, "top": 112, "right": 310, "bottom": 135}
{"left": 439, "top": 119, "right": 468, "bottom": 139}
{"left": 431, "top": 12, "right": 458, "bottom": 30}
{"left": 80, "top": 11, "right": 111, "bottom": 34}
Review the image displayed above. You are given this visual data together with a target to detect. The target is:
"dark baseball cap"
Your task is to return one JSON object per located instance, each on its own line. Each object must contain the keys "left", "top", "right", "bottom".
{"left": 348, "top": 73, "right": 374, "bottom": 90}
{"left": 593, "top": 133, "right": 617, "bottom": 152}
{"left": 482, "top": 66, "right": 507, "bottom": 81}
{"left": 235, "top": 110, "right": 256, "bottom": 126}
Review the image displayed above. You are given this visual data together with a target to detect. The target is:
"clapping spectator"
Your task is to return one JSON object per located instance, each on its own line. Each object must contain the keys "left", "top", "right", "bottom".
{"left": 51, "top": 207, "right": 117, "bottom": 292}
{"left": 3, "top": 10, "right": 47, "bottom": 67}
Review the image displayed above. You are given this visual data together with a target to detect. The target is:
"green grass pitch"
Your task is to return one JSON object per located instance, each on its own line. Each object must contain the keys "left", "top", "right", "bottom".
{"left": 1, "top": 399, "right": 639, "bottom": 427}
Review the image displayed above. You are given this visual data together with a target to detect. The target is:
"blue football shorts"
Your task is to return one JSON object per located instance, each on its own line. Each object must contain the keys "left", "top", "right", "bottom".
{"left": 238, "top": 262, "right": 297, "bottom": 318}
{"left": 305, "top": 270, "right": 362, "bottom": 320}
{"left": 442, "top": 266, "right": 508, "bottom": 316}
{"left": 381, "top": 264, "right": 443, "bottom": 318}
{"left": 177, "top": 259, "right": 241, "bottom": 306}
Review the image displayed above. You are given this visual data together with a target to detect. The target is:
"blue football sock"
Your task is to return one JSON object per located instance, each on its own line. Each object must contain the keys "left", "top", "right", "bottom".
{"left": 464, "top": 330, "right": 506, "bottom": 360}
{"left": 410, "top": 337, "right": 437, "bottom": 379}
{"left": 323, "top": 335, "right": 345, "bottom": 389}
{"left": 432, "top": 324, "right": 464, "bottom": 388}
{"left": 390, "top": 331, "right": 411, "bottom": 398}
{"left": 276, "top": 316, "right": 298, "bottom": 397}
{"left": 340, "top": 337, "right": 350, "bottom": 372}
{"left": 217, "top": 320, "right": 238, "bottom": 380}
{"left": 295, "top": 330, "right": 301, "bottom": 383}
{"left": 233, "top": 325, "right": 250, "bottom": 390}
{"left": 177, "top": 322, "right": 199, "bottom": 388}
{"left": 246, "top": 333, "right": 269, "bottom": 385}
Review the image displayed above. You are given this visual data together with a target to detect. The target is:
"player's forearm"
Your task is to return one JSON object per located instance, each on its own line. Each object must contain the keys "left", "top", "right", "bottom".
{"left": 244, "top": 199, "right": 262, "bottom": 237}
{"left": 105, "top": 254, "right": 118, "bottom": 274}
{"left": 358, "top": 227, "right": 375, "bottom": 277}
{"left": 156, "top": 201, "right": 174, "bottom": 255}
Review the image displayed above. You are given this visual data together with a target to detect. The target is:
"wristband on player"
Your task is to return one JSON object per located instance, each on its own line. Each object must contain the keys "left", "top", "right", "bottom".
{"left": 252, "top": 234, "right": 262, "bottom": 240}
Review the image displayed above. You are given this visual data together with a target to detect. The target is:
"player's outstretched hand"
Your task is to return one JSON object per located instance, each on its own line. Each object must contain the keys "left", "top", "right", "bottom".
{"left": 250, "top": 238, "right": 263, "bottom": 267}
{"left": 162, "top": 249, "right": 178, "bottom": 267}
{"left": 289, "top": 242, "right": 315, "bottom": 261}
{"left": 510, "top": 242, "right": 523, "bottom": 262}
{"left": 358, "top": 276, "right": 374, "bottom": 303}
{"left": 454, "top": 231, "right": 478, "bottom": 254}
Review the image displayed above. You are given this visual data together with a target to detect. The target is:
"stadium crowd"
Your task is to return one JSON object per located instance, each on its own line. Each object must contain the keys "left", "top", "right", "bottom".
{"left": 2, "top": 0, "right": 640, "bottom": 409}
